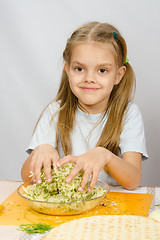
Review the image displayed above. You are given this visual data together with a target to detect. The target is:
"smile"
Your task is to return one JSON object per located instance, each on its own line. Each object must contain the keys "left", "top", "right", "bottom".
{"left": 81, "top": 87, "right": 99, "bottom": 92}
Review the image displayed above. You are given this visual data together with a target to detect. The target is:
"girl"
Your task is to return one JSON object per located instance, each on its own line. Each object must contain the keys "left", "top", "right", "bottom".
{"left": 21, "top": 22, "right": 148, "bottom": 191}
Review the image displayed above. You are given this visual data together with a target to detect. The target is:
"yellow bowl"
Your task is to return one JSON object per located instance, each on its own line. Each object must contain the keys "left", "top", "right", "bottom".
{"left": 17, "top": 180, "right": 110, "bottom": 216}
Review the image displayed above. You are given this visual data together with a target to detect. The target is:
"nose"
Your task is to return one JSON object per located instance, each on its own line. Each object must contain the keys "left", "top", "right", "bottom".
{"left": 85, "top": 70, "right": 96, "bottom": 83}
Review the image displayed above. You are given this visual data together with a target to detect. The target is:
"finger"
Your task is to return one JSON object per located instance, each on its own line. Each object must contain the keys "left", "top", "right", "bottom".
{"left": 34, "top": 157, "right": 44, "bottom": 184}
{"left": 78, "top": 171, "right": 91, "bottom": 192}
{"left": 30, "top": 155, "right": 40, "bottom": 182}
{"left": 50, "top": 149, "right": 60, "bottom": 165}
{"left": 51, "top": 155, "right": 60, "bottom": 166}
{"left": 65, "top": 163, "right": 82, "bottom": 183}
{"left": 57, "top": 155, "right": 76, "bottom": 167}
{"left": 34, "top": 168, "right": 42, "bottom": 184}
{"left": 30, "top": 153, "right": 37, "bottom": 174}
{"left": 43, "top": 161, "right": 52, "bottom": 183}
{"left": 88, "top": 171, "right": 99, "bottom": 191}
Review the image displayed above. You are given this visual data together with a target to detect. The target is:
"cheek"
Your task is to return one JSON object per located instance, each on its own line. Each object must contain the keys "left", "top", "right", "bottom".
{"left": 68, "top": 73, "right": 82, "bottom": 86}
{"left": 102, "top": 79, "right": 116, "bottom": 93}
{"left": 68, "top": 75, "right": 74, "bottom": 88}
{"left": 68, "top": 75, "right": 77, "bottom": 94}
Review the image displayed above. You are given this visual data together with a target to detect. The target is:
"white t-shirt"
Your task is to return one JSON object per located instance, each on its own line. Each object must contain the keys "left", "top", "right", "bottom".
{"left": 27, "top": 101, "right": 148, "bottom": 185}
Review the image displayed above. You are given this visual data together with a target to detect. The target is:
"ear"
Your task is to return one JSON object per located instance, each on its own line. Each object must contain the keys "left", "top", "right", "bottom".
{"left": 64, "top": 63, "right": 70, "bottom": 76}
{"left": 115, "top": 66, "right": 126, "bottom": 85}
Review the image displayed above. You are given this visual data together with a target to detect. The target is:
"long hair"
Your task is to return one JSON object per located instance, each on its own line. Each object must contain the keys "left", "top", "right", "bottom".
{"left": 55, "top": 22, "right": 135, "bottom": 155}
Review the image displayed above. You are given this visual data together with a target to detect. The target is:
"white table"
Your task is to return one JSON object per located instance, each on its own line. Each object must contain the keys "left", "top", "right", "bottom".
{"left": 0, "top": 181, "right": 160, "bottom": 240}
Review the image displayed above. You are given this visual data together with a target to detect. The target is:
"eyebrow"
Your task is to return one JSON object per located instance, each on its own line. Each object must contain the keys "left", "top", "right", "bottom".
{"left": 70, "top": 61, "right": 84, "bottom": 66}
{"left": 70, "top": 61, "right": 113, "bottom": 67}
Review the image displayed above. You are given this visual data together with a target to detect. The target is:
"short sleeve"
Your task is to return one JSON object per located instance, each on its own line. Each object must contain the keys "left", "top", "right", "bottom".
{"left": 26, "top": 102, "right": 59, "bottom": 154}
{"left": 119, "top": 103, "right": 148, "bottom": 160}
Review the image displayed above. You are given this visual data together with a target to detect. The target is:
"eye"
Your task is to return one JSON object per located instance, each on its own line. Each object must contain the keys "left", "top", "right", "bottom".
{"left": 75, "top": 67, "right": 84, "bottom": 72}
{"left": 98, "top": 68, "right": 107, "bottom": 73}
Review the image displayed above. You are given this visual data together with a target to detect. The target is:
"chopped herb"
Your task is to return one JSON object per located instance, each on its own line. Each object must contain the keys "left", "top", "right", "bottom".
{"left": 18, "top": 223, "right": 53, "bottom": 234}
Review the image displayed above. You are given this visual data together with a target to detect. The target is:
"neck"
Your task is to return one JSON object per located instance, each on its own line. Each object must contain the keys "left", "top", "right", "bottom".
{"left": 78, "top": 103, "right": 107, "bottom": 114}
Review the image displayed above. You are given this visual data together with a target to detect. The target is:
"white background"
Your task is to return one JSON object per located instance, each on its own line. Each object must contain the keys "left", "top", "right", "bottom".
{"left": 0, "top": 0, "right": 160, "bottom": 186}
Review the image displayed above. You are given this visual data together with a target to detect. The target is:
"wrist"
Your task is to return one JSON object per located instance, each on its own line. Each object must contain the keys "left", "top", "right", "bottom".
{"left": 96, "top": 147, "right": 113, "bottom": 165}
{"left": 104, "top": 148, "right": 113, "bottom": 165}
{"left": 34, "top": 144, "right": 53, "bottom": 151}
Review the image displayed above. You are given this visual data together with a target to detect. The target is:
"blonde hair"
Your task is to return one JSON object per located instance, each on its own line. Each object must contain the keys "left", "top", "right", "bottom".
{"left": 55, "top": 22, "right": 135, "bottom": 155}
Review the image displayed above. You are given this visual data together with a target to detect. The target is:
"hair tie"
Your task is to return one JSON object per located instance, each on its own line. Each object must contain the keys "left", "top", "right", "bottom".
{"left": 113, "top": 32, "right": 118, "bottom": 39}
{"left": 125, "top": 57, "right": 129, "bottom": 63}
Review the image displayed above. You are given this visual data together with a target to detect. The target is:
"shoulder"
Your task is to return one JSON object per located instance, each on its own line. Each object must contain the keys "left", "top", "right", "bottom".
{"left": 126, "top": 102, "right": 141, "bottom": 116}
{"left": 124, "top": 102, "right": 143, "bottom": 124}
{"left": 121, "top": 101, "right": 145, "bottom": 138}
{"left": 120, "top": 102, "right": 148, "bottom": 159}
{"left": 35, "top": 101, "right": 60, "bottom": 127}
{"left": 47, "top": 101, "right": 60, "bottom": 116}
{"left": 122, "top": 101, "right": 145, "bottom": 136}
{"left": 42, "top": 101, "right": 60, "bottom": 119}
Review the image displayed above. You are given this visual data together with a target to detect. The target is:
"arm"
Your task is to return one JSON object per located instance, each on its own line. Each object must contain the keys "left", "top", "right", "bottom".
{"left": 21, "top": 144, "right": 60, "bottom": 183}
{"left": 58, "top": 147, "right": 141, "bottom": 191}
{"left": 105, "top": 150, "right": 141, "bottom": 190}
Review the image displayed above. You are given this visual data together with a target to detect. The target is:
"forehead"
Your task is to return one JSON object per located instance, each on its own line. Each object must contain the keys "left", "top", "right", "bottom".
{"left": 70, "top": 41, "right": 116, "bottom": 64}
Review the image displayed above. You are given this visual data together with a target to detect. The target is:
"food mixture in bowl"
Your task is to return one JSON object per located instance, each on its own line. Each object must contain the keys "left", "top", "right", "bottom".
{"left": 22, "top": 163, "right": 107, "bottom": 203}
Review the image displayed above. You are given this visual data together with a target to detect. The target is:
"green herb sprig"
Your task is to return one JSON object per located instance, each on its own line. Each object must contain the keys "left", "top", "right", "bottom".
{"left": 18, "top": 223, "right": 53, "bottom": 234}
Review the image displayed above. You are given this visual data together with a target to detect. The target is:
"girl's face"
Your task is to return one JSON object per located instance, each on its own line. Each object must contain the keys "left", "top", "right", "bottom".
{"left": 65, "top": 42, "right": 126, "bottom": 114}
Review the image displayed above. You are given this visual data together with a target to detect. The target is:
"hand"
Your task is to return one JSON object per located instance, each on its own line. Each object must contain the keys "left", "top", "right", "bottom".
{"left": 30, "top": 144, "right": 60, "bottom": 184}
{"left": 57, "top": 147, "right": 112, "bottom": 192}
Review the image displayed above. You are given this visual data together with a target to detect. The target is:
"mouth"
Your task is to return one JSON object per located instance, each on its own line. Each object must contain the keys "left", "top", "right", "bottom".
{"left": 81, "top": 87, "right": 100, "bottom": 92}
